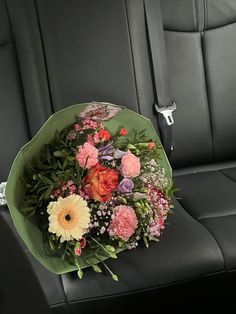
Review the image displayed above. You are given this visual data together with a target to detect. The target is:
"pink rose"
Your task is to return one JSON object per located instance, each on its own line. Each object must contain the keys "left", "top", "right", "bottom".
{"left": 119, "top": 152, "right": 141, "bottom": 178}
{"left": 76, "top": 142, "right": 98, "bottom": 169}
{"left": 108, "top": 205, "right": 138, "bottom": 241}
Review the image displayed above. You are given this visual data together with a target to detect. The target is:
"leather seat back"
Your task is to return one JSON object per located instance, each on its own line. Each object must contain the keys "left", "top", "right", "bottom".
{"left": 8, "top": 0, "right": 157, "bottom": 134}
{"left": 0, "top": 0, "right": 29, "bottom": 181}
{"left": 162, "top": 0, "right": 236, "bottom": 168}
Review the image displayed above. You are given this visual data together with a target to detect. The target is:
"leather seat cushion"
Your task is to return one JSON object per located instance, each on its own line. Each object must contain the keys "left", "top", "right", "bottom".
{"left": 0, "top": 199, "right": 224, "bottom": 311}
{"left": 174, "top": 162, "right": 236, "bottom": 270}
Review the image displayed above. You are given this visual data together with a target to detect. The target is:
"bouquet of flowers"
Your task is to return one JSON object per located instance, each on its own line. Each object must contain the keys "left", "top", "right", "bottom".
{"left": 6, "top": 103, "right": 174, "bottom": 280}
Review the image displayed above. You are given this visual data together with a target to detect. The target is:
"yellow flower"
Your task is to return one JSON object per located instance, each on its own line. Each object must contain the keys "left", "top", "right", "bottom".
{"left": 47, "top": 194, "right": 90, "bottom": 243}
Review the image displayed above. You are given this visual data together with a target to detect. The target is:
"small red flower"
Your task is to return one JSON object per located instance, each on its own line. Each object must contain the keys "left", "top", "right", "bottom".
{"left": 147, "top": 142, "right": 155, "bottom": 150}
{"left": 79, "top": 238, "right": 86, "bottom": 249}
{"left": 98, "top": 129, "right": 111, "bottom": 142}
{"left": 74, "top": 238, "right": 86, "bottom": 256}
{"left": 119, "top": 128, "right": 128, "bottom": 136}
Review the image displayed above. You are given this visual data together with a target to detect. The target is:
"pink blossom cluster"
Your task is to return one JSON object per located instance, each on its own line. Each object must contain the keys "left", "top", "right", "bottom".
{"left": 148, "top": 215, "right": 165, "bottom": 237}
{"left": 74, "top": 118, "right": 99, "bottom": 131}
{"left": 66, "top": 118, "right": 100, "bottom": 142}
{"left": 147, "top": 185, "right": 170, "bottom": 212}
{"left": 51, "top": 180, "right": 77, "bottom": 199}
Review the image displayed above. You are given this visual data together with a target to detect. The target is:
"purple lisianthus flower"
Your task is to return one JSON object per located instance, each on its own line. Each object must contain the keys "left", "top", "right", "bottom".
{"left": 117, "top": 178, "right": 134, "bottom": 193}
{"left": 98, "top": 143, "right": 115, "bottom": 160}
{"left": 113, "top": 149, "right": 127, "bottom": 159}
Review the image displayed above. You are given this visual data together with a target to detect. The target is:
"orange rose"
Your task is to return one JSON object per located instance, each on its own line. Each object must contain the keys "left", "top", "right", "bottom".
{"left": 83, "top": 163, "right": 118, "bottom": 202}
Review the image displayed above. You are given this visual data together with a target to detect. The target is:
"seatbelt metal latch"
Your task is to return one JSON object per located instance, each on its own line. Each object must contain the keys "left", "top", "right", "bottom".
{"left": 154, "top": 102, "right": 177, "bottom": 126}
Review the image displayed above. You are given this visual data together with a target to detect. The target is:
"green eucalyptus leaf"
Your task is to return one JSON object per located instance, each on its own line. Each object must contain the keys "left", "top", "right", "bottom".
{"left": 44, "top": 185, "right": 54, "bottom": 199}
{"left": 51, "top": 173, "right": 58, "bottom": 182}
{"left": 143, "top": 236, "right": 149, "bottom": 248}
{"left": 38, "top": 174, "right": 53, "bottom": 185}
{"left": 105, "top": 245, "right": 116, "bottom": 253}
{"left": 62, "top": 159, "right": 68, "bottom": 168}
{"left": 53, "top": 150, "right": 69, "bottom": 158}
{"left": 67, "top": 156, "right": 75, "bottom": 161}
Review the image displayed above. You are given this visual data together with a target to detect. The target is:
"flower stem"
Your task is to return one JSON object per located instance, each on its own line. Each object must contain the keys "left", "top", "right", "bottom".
{"left": 101, "top": 261, "right": 119, "bottom": 281}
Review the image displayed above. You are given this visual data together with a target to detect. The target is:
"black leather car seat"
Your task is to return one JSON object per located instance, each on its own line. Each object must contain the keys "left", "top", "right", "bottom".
{"left": 0, "top": 0, "right": 29, "bottom": 182}
{"left": 161, "top": 0, "right": 236, "bottom": 272}
{"left": 4, "top": 0, "right": 225, "bottom": 313}
{"left": 0, "top": 0, "right": 51, "bottom": 313}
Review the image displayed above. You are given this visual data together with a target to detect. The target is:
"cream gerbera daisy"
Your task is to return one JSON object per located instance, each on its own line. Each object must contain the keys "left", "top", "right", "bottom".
{"left": 47, "top": 194, "right": 90, "bottom": 243}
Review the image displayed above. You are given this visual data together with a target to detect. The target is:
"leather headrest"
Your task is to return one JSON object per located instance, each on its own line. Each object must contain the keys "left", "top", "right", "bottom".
{"left": 161, "top": 0, "right": 236, "bottom": 32}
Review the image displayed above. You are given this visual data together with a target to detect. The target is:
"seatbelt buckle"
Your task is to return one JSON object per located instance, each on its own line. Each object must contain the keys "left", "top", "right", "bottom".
{"left": 154, "top": 102, "right": 177, "bottom": 126}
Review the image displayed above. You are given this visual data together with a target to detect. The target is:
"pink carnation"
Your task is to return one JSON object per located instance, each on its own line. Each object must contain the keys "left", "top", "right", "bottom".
{"left": 87, "top": 134, "right": 94, "bottom": 145}
{"left": 76, "top": 142, "right": 98, "bottom": 169}
{"left": 93, "top": 132, "right": 100, "bottom": 144}
{"left": 108, "top": 205, "right": 138, "bottom": 241}
{"left": 119, "top": 152, "right": 141, "bottom": 178}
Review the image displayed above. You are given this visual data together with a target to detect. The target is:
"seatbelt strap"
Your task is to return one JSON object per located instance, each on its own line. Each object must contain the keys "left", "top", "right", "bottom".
{"left": 144, "top": 0, "right": 176, "bottom": 157}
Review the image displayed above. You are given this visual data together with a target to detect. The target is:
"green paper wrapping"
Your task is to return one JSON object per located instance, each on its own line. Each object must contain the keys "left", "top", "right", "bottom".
{"left": 5, "top": 103, "right": 172, "bottom": 274}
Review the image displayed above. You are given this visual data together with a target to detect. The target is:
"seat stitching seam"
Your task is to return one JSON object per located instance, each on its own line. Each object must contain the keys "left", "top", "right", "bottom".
{"left": 193, "top": 0, "right": 198, "bottom": 31}
{"left": 164, "top": 21, "right": 236, "bottom": 33}
{"left": 176, "top": 199, "right": 226, "bottom": 270}
{"left": 199, "top": 212, "right": 236, "bottom": 221}
{"left": 64, "top": 270, "right": 224, "bottom": 304}
{"left": 173, "top": 163, "right": 236, "bottom": 177}
{"left": 123, "top": 0, "right": 141, "bottom": 114}
{"left": 219, "top": 170, "right": 236, "bottom": 184}
{"left": 59, "top": 275, "right": 73, "bottom": 314}
{"left": 33, "top": 0, "right": 55, "bottom": 114}
{"left": 200, "top": 30, "right": 215, "bottom": 160}
{"left": 197, "top": 219, "right": 226, "bottom": 271}
{"left": 204, "top": 0, "right": 208, "bottom": 30}
{"left": 5, "top": 1, "right": 32, "bottom": 139}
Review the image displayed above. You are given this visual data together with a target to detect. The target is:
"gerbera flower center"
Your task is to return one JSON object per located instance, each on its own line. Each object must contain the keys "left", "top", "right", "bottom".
{"left": 58, "top": 208, "right": 77, "bottom": 230}
{"left": 65, "top": 214, "right": 71, "bottom": 221}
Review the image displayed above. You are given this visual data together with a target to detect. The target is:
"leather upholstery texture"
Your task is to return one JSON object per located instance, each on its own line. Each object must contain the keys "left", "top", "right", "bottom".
{"left": 0, "top": 201, "right": 224, "bottom": 312}
{"left": 3, "top": 1, "right": 225, "bottom": 312}
{"left": 166, "top": 0, "right": 236, "bottom": 275}
{"left": 162, "top": 0, "right": 236, "bottom": 31}
{"left": 0, "top": 0, "right": 29, "bottom": 181}
{"left": 0, "top": 206, "right": 50, "bottom": 314}
{"left": 1, "top": 0, "right": 236, "bottom": 313}
{"left": 163, "top": 0, "right": 236, "bottom": 167}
